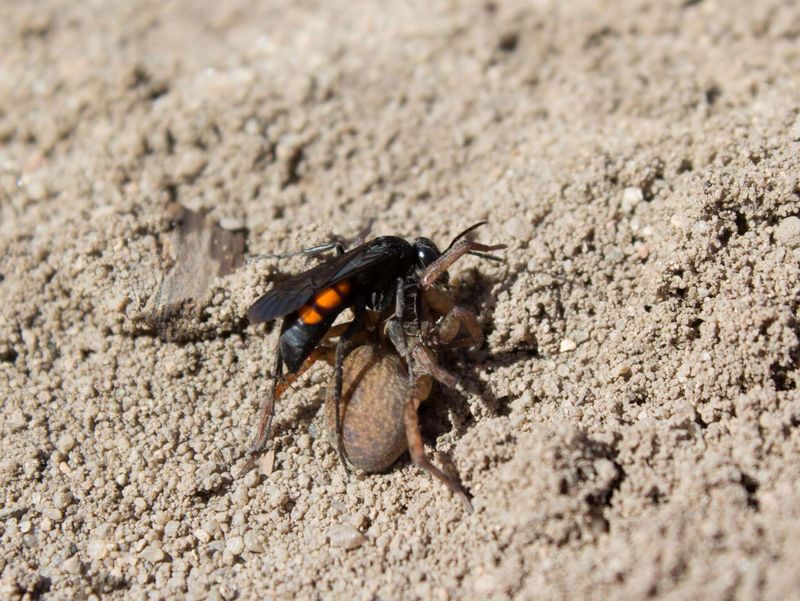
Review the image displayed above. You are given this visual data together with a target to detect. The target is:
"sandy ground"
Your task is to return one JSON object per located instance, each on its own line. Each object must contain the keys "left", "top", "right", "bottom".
{"left": 2, "top": 1, "right": 800, "bottom": 599}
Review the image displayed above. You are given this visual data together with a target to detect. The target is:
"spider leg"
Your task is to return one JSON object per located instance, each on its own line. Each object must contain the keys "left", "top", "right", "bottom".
{"left": 385, "top": 295, "right": 473, "bottom": 511}
{"left": 421, "top": 287, "right": 483, "bottom": 348}
{"left": 420, "top": 238, "right": 506, "bottom": 289}
{"left": 408, "top": 344, "right": 461, "bottom": 390}
{"left": 403, "top": 377, "right": 473, "bottom": 513}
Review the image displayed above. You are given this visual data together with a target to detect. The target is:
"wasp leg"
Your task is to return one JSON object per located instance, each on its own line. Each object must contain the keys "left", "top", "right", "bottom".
{"left": 274, "top": 241, "right": 346, "bottom": 260}
{"left": 285, "top": 241, "right": 346, "bottom": 269}
{"left": 420, "top": 238, "right": 506, "bottom": 289}
{"left": 272, "top": 322, "right": 352, "bottom": 399}
{"left": 403, "top": 380, "right": 473, "bottom": 513}
{"left": 384, "top": 277, "right": 411, "bottom": 357}
{"left": 237, "top": 340, "right": 286, "bottom": 476}
{"left": 247, "top": 320, "right": 352, "bottom": 459}
{"left": 271, "top": 345, "right": 337, "bottom": 402}
{"left": 247, "top": 320, "right": 288, "bottom": 457}
{"left": 246, "top": 241, "right": 345, "bottom": 271}
{"left": 272, "top": 220, "right": 375, "bottom": 264}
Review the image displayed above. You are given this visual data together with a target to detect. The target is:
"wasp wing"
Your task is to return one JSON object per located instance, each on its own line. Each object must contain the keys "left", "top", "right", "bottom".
{"left": 247, "top": 238, "right": 401, "bottom": 324}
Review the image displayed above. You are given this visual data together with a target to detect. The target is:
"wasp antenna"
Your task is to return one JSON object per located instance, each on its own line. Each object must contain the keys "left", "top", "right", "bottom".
{"left": 445, "top": 221, "right": 489, "bottom": 253}
{"left": 280, "top": 242, "right": 343, "bottom": 260}
{"left": 468, "top": 250, "right": 505, "bottom": 262}
{"left": 245, "top": 253, "right": 278, "bottom": 265}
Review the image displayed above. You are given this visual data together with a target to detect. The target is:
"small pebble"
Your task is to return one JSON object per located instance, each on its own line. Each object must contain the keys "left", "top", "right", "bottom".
{"left": 559, "top": 338, "right": 577, "bottom": 353}
{"left": 259, "top": 450, "right": 275, "bottom": 476}
{"left": 572, "top": 329, "right": 590, "bottom": 343}
{"left": 9, "top": 410, "right": 27, "bottom": 431}
{"left": 775, "top": 216, "right": 800, "bottom": 247}
{"left": 164, "top": 521, "right": 180, "bottom": 537}
{"left": 42, "top": 507, "right": 63, "bottom": 522}
{"left": 87, "top": 538, "right": 108, "bottom": 560}
{"left": 225, "top": 536, "right": 244, "bottom": 556}
{"left": 57, "top": 434, "right": 77, "bottom": 453}
{"left": 614, "top": 365, "right": 632, "bottom": 379}
{"left": 670, "top": 214, "right": 689, "bottom": 229}
{"left": 345, "top": 512, "right": 367, "bottom": 529}
{"left": 140, "top": 543, "right": 165, "bottom": 563}
{"left": 53, "top": 492, "right": 73, "bottom": 509}
{"left": 233, "top": 486, "right": 249, "bottom": 507}
{"left": 328, "top": 524, "right": 365, "bottom": 550}
{"left": 243, "top": 469, "right": 259, "bottom": 488}
{"left": 63, "top": 555, "right": 81, "bottom": 574}
{"left": 504, "top": 217, "right": 532, "bottom": 242}
{"left": 25, "top": 178, "right": 48, "bottom": 201}
{"left": 202, "top": 518, "right": 220, "bottom": 535}
{"left": 219, "top": 217, "right": 245, "bottom": 231}
{"left": 621, "top": 187, "right": 643, "bottom": 212}
{"left": 269, "top": 490, "right": 289, "bottom": 510}
{"left": 175, "top": 151, "right": 207, "bottom": 181}
{"left": 243, "top": 529, "right": 263, "bottom": 553}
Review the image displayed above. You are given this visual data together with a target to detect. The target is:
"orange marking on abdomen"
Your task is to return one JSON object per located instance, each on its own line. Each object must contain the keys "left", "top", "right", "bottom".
{"left": 335, "top": 280, "right": 352, "bottom": 295}
{"left": 315, "top": 287, "right": 343, "bottom": 310}
{"left": 299, "top": 304, "right": 323, "bottom": 325}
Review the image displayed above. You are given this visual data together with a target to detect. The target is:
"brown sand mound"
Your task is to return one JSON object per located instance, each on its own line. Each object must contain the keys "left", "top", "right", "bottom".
{"left": 1, "top": 1, "right": 799, "bottom": 599}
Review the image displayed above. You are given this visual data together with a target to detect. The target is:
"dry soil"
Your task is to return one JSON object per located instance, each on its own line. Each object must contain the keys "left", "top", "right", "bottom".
{"left": 1, "top": 1, "right": 800, "bottom": 600}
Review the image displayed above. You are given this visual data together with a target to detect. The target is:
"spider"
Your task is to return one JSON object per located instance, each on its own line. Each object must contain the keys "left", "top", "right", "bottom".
{"left": 246, "top": 223, "right": 504, "bottom": 510}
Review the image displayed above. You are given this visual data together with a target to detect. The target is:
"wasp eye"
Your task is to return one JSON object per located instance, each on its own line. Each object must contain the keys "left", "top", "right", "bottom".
{"left": 413, "top": 237, "right": 441, "bottom": 268}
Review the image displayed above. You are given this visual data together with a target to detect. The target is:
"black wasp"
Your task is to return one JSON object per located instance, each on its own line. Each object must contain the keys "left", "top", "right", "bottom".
{"left": 246, "top": 222, "right": 505, "bottom": 462}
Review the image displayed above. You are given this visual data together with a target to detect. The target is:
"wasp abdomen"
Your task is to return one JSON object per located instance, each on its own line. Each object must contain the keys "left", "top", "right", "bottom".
{"left": 279, "top": 280, "right": 353, "bottom": 372}
{"left": 298, "top": 280, "right": 352, "bottom": 325}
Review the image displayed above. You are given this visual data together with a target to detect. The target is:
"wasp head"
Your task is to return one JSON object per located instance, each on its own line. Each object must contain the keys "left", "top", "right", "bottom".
{"left": 413, "top": 237, "right": 449, "bottom": 284}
